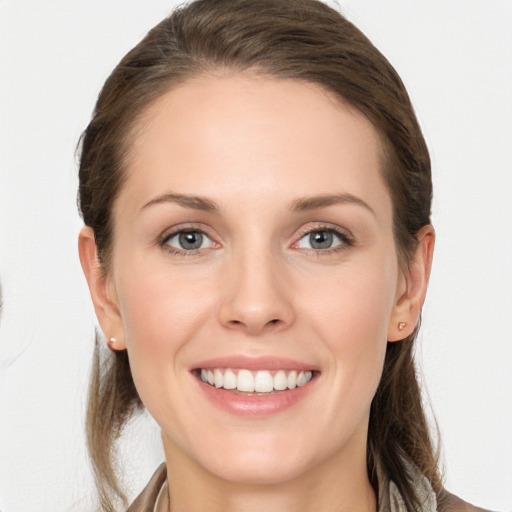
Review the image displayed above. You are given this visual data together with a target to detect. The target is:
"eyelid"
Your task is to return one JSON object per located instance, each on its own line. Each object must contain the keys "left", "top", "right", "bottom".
{"left": 291, "top": 223, "right": 354, "bottom": 252}
{"left": 166, "top": 230, "right": 214, "bottom": 247}
{"left": 156, "top": 222, "right": 354, "bottom": 256}
{"left": 158, "top": 224, "right": 220, "bottom": 255}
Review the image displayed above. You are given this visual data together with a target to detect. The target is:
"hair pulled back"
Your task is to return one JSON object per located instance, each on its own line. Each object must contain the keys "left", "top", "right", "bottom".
{"left": 78, "top": 1, "right": 438, "bottom": 510}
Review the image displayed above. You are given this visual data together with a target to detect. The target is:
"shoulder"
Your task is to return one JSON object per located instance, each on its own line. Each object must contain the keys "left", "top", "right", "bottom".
{"left": 126, "top": 463, "right": 167, "bottom": 512}
{"left": 437, "top": 489, "right": 496, "bottom": 512}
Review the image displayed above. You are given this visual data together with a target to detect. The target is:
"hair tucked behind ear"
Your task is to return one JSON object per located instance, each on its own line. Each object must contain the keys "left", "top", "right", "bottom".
{"left": 79, "top": 1, "right": 441, "bottom": 509}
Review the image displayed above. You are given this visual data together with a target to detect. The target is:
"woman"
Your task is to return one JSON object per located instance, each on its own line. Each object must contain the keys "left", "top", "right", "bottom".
{"left": 77, "top": 0, "right": 491, "bottom": 510}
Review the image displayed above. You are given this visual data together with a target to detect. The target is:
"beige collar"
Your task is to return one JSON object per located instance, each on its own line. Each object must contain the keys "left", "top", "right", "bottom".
{"left": 153, "top": 478, "right": 169, "bottom": 512}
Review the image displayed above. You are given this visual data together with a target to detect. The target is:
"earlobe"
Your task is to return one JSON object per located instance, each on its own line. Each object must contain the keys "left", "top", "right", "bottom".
{"left": 388, "top": 224, "right": 435, "bottom": 342}
{"left": 78, "top": 227, "right": 127, "bottom": 350}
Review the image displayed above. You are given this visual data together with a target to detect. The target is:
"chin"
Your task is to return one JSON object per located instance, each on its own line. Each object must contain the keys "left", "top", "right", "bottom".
{"left": 189, "top": 431, "right": 320, "bottom": 485}
{"left": 204, "top": 455, "right": 309, "bottom": 486}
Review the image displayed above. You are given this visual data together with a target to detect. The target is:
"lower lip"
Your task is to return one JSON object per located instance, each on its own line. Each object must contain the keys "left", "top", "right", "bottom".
{"left": 195, "top": 374, "right": 317, "bottom": 417}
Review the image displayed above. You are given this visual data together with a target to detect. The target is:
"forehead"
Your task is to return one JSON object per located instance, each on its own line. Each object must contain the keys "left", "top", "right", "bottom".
{"left": 119, "top": 75, "right": 391, "bottom": 220}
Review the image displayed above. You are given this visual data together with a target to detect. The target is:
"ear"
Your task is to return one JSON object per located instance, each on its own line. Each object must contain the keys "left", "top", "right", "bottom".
{"left": 78, "top": 226, "right": 127, "bottom": 350}
{"left": 388, "top": 224, "right": 435, "bottom": 342}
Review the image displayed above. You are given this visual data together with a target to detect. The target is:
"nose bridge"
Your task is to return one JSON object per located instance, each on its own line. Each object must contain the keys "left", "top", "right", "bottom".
{"left": 219, "top": 234, "right": 294, "bottom": 334}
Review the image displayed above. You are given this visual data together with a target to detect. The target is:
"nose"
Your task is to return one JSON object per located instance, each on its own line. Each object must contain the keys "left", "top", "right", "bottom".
{"left": 218, "top": 248, "right": 295, "bottom": 336}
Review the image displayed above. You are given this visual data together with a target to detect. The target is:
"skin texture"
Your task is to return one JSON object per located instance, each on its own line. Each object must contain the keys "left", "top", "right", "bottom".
{"left": 79, "top": 76, "right": 434, "bottom": 512}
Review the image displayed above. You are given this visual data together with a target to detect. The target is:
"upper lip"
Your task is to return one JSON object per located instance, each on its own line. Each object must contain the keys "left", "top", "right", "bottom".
{"left": 192, "top": 355, "right": 319, "bottom": 372}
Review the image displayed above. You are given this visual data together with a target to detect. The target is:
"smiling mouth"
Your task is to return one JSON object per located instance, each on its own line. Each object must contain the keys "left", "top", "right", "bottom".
{"left": 196, "top": 368, "right": 315, "bottom": 394}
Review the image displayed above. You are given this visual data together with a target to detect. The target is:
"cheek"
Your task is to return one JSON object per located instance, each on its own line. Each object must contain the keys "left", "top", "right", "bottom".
{"left": 117, "top": 261, "right": 212, "bottom": 342}
{"left": 113, "top": 263, "right": 220, "bottom": 426}
{"left": 301, "top": 260, "right": 397, "bottom": 394}
{"left": 305, "top": 262, "right": 397, "bottom": 340}
{"left": 113, "top": 261, "right": 219, "bottom": 396}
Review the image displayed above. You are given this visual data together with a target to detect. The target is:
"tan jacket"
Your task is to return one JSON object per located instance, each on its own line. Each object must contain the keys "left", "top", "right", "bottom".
{"left": 127, "top": 463, "right": 493, "bottom": 512}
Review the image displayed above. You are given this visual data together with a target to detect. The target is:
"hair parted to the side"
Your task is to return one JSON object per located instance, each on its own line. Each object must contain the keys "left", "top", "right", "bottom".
{"left": 78, "top": 1, "right": 439, "bottom": 510}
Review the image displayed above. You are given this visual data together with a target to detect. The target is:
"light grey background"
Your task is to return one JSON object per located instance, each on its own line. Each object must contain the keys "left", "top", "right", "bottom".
{"left": 0, "top": 1, "right": 511, "bottom": 510}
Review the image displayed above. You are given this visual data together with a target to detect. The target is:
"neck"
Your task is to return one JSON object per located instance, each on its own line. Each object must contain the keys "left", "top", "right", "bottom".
{"left": 162, "top": 437, "right": 377, "bottom": 512}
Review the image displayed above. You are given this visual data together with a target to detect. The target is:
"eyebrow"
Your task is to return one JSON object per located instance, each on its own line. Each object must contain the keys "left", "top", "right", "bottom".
{"left": 141, "top": 193, "right": 220, "bottom": 213}
{"left": 141, "top": 192, "right": 375, "bottom": 216}
{"left": 290, "top": 193, "right": 375, "bottom": 216}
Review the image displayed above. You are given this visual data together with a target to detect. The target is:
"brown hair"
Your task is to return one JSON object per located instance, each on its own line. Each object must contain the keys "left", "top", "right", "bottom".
{"left": 78, "top": 0, "right": 439, "bottom": 510}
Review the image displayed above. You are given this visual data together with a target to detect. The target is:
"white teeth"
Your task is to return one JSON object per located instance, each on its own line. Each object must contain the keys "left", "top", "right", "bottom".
{"left": 296, "top": 371, "right": 306, "bottom": 387}
{"left": 287, "top": 370, "right": 297, "bottom": 389}
{"left": 237, "top": 369, "right": 255, "bottom": 392}
{"left": 273, "top": 370, "right": 288, "bottom": 391}
{"left": 254, "top": 370, "right": 274, "bottom": 392}
{"left": 223, "top": 369, "right": 237, "bottom": 389}
{"left": 296, "top": 371, "right": 313, "bottom": 387}
{"left": 199, "top": 367, "right": 313, "bottom": 392}
{"left": 214, "top": 369, "right": 223, "bottom": 388}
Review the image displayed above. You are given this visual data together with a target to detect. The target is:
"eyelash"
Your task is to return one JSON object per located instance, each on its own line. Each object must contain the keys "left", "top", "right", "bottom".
{"left": 158, "top": 224, "right": 354, "bottom": 257}
{"left": 159, "top": 227, "right": 215, "bottom": 256}
{"left": 293, "top": 225, "right": 354, "bottom": 255}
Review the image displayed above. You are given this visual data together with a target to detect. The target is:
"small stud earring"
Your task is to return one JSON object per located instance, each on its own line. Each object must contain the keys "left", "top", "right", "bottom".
{"left": 398, "top": 322, "right": 407, "bottom": 331}
{"left": 109, "top": 337, "right": 117, "bottom": 344}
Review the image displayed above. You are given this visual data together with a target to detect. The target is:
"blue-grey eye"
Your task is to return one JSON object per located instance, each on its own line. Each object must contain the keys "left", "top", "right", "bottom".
{"left": 165, "top": 230, "right": 213, "bottom": 250}
{"left": 297, "top": 229, "right": 343, "bottom": 250}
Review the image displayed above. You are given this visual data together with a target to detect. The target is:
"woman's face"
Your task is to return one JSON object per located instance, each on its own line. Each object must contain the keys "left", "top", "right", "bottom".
{"left": 99, "top": 76, "right": 409, "bottom": 484}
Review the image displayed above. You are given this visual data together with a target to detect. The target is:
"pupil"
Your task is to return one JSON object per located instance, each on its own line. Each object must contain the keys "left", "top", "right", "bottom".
{"left": 179, "top": 231, "right": 203, "bottom": 250}
{"left": 310, "top": 231, "right": 332, "bottom": 249}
